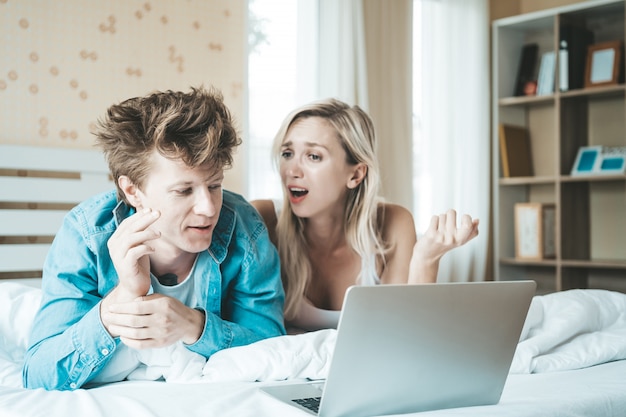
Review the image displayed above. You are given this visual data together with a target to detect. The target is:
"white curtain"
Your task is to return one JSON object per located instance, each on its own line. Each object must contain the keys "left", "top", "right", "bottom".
{"left": 316, "top": 0, "right": 489, "bottom": 282}
{"left": 318, "top": 0, "right": 369, "bottom": 108}
{"left": 415, "top": 0, "right": 490, "bottom": 282}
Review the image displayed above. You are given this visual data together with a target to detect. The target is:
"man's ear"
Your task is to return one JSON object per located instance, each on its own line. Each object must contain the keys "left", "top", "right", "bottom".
{"left": 118, "top": 176, "right": 142, "bottom": 208}
{"left": 347, "top": 163, "right": 368, "bottom": 189}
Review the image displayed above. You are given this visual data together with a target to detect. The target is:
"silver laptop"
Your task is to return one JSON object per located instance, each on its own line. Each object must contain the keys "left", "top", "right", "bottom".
{"left": 260, "top": 280, "right": 536, "bottom": 417}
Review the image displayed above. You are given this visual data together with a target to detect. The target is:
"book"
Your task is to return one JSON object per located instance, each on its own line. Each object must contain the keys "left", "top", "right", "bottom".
{"left": 536, "top": 51, "right": 556, "bottom": 95}
{"left": 559, "top": 40, "right": 569, "bottom": 91}
{"left": 559, "top": 24, "right": 594, "bottom": 91}
{"left": 499, "top": 124, "right": 533, "bottom": 178}
{"left": 514, "top": 44, "right": 538, "bottom": 96}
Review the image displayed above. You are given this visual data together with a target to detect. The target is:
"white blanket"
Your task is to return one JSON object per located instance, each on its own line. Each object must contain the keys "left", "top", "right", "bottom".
{"left": 198, "top": 287, "right": 626, "bottom": 380}
{"left": 118, "top": 329, "right": 336, "bottom": 383}
{"left": 511, "top": 288, "right": 626, "bottom": 373}
{"left": 2, "top": 282, "right": 626, "bottom": 388}
{"left": 0, "top": 282, "right": 335, "bottom": 386}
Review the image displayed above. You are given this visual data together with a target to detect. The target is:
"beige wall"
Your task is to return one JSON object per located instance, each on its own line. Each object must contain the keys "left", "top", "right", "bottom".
{"left": 0, "top": 0, "right": 246, "bottom": 191}
{"left": 363, "top": 0, "right": 413, "bottom": 210}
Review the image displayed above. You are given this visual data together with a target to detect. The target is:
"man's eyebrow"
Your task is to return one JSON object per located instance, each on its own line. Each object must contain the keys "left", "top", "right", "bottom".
{"left": 167, "top": 180, "right": 193, "bottom": 188}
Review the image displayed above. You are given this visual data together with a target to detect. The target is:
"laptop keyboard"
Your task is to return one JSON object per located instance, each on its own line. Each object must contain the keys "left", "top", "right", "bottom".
{"left": 292, "top": 397, "right": 321, "bottom": 413}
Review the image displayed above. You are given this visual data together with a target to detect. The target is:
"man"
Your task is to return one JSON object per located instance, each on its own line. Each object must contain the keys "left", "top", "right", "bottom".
{"left": 22, "top": 86, "right": 285, "bottom": 390}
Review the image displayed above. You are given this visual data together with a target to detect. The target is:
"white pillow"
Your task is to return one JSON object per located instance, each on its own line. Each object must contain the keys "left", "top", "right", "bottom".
{"left": 0, "top": 282, "right": 42, "bottom": 387}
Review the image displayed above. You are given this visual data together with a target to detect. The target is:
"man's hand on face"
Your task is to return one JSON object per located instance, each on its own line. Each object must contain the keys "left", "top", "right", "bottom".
{"left": 108, "top": 207, "right": 161, "bottom": 298}
{"left": 101, "top": 207, "right": 161, "bottom": 338}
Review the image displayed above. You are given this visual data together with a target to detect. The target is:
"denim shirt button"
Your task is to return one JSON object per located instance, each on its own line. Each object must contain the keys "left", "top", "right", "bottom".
{"left": 101, "top": 348, "right": 110, "bottom": 355}
{"left": 69, "top": 382, "right": 77, "bottom": 389}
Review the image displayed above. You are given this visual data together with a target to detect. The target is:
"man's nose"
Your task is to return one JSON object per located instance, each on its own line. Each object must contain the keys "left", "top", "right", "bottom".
{"left": 194, "top": 189, "right": 217, "bottom": 216}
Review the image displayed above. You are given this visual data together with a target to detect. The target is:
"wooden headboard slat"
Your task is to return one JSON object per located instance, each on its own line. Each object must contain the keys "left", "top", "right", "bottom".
{"left": 0, "top": 271, "right": 43, "bottom": 280}
{"left": 0, "top": 236, "right": 55, "bottom": 244}
{"left": 0, "top": 145, "right": 114, "bottom": 283}
{"left": 0, "top": 202, "right": 77, "bottom": 210}
{"left": 0, "top": 168, "right": 81, "bottom": 180}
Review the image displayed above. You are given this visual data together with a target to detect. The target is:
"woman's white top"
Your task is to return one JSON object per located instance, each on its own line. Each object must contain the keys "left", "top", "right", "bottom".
{"left": 273, "top": 200, "right": 380, "bottom": 331}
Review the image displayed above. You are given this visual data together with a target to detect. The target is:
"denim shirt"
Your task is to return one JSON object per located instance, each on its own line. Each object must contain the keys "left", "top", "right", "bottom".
{"left": 22, "top": 189, "right": 285, "bottom": 390}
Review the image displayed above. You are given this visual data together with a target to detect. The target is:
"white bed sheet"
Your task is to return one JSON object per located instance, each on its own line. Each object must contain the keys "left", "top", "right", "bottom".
{"left": 1, "top": 360, "right": 626, "bottom": 417}
{"left": 3, "top": 282, "right": 626, "bottom": 417}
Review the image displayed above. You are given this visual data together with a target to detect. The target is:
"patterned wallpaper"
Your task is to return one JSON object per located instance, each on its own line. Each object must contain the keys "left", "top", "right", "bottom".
{"left": 0, "top": 0, "right": 246, "bottom": 150}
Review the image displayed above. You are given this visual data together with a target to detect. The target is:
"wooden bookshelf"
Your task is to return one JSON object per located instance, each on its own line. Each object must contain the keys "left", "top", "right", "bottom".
{"left": 492, "top": 0, "right": 626, "bottom": 294}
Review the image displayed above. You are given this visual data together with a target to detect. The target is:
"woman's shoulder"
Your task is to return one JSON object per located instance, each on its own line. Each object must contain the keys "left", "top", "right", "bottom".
{"left": 250, "top": 199, "right": 277, "bottom": 221}
{"left": 376, "top": 201, "right": 416, "bottom": 245}
{"left": 249, "top": 199, "right": 279, "bottom": 243}
{"left": 377, "top": 202, "right": 415, "bottom": 229}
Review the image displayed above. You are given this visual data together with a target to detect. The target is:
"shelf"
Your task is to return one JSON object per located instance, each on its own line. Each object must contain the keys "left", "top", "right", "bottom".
{"left": 501, "top": 258, "right": 626, "bottom": 269}
{"left": 498, "top": 95, "right": 555, "bottom": 107}
{"left": 560, "top": 84, "right": 626, "bottom": 99}
{"left": 499, "top": 176, "right": 556, "bottom": 185}
{"left": 499, "top": 85, "right": 626, "bottom": 106}
{"left": 562, "top": 259, "right": 626, "bottom": 269}
{"left": 500, "top": 175, "right": 626, "bottom": 184}
{"left": 500, "top": 257, "right": 557, "bottom": 267}
{"left": 561, "top": 174, "right": 626, "bottom": 182}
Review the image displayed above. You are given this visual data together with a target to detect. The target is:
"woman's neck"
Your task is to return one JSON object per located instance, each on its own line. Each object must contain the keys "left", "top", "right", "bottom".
{"left": 304, "top": 214, "right": 348, "bottom": 255}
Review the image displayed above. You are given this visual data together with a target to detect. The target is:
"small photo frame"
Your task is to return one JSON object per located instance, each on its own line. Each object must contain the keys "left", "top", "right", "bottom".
{"left": 571, "top": 146, "right": 603, "bottom": 176}
{"left": 571, "top": 146, "right": 626, "bottom": 176}
{"left": 584, "top": 40, "right": 623, "bottom": 88}
{"left": 514, "top": 203, "right": 556, "bottom": 261}
{"left": 599, "top": 147, "right": 626, "bottom": 175}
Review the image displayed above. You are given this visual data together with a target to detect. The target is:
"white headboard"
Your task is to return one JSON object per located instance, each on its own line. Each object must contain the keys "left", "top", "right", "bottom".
{"left": 0, "top": 145, "right": 114, "bottom": 286}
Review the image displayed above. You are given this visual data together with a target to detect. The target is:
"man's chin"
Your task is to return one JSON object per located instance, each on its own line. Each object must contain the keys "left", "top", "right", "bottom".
{"left": 188, "top": 240, "right": 212, "bottom": 254}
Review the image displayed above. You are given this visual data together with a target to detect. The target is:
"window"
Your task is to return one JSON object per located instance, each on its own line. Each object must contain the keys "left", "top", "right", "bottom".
{"left": 411, "top": 0, "right": 430, "bottom": 231}
{"left": 247, "top": 0, "right": 318, "bottom": 200}
{"left": 248, "top": 1, "right": 428, "bottom": 228}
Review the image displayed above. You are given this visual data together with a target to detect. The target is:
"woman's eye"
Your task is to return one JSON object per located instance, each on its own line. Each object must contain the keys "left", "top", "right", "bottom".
{"left": 280, "top": 150, "right": 293, "bottom": 159}
{"left": 309, "top": 154, "right": 321, "bottom": 161}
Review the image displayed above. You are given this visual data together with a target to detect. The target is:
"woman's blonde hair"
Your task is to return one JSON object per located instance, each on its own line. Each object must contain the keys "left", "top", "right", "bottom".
{"left": 272, "top": 98, "right": 388, "bottom": 320}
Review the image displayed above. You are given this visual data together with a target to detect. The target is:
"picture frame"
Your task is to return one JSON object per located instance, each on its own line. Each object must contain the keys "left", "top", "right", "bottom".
{"left": 571, "top": 145, "right": 626, "bottom": 176}
{"left": 571, "top": 145, "right": 603, "bottom": 176}
{"left": 599, "top": 147, "right": 626, "bottom": 174}
{"left": 514, "top": 203, "right": 556, "bottom": 261}
{"left": 584, "top": 40, "right": 623, "bottom": 88}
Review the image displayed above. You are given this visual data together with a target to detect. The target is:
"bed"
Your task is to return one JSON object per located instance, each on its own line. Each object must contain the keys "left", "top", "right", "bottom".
{"left": 2, "top": 144, "right": 626, "bottom": 416}
{"left": 2, "top": 281, "right": 626, "bottom": 417}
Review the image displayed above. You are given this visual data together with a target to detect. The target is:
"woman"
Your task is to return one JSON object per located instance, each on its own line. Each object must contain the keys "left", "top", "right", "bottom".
{"left": 251, "top": 98, "right": 478, "bottom": 332}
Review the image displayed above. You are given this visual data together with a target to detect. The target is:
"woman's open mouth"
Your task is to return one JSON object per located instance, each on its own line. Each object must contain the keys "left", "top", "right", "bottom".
{"left": 289, "top": 187, "right": 308, "bottom": 203}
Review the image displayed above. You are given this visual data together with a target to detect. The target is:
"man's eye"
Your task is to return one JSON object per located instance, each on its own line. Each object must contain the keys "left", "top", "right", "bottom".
{"left": 209, "top": 185, "right": 222, "bottom": 192}
{"left": 176, "top": 188, "right": 192, "bottom": 195}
